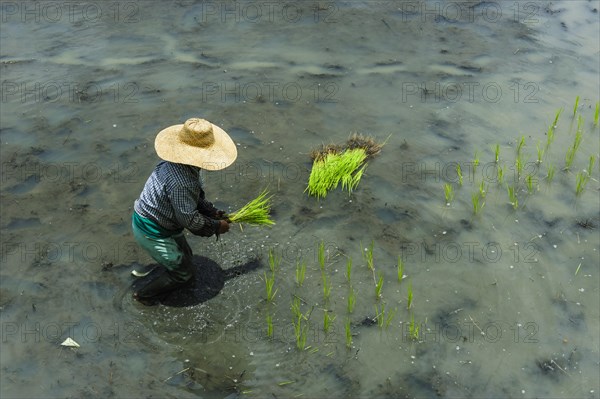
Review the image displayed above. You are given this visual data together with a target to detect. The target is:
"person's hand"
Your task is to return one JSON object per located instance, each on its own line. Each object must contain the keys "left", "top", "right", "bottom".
{"left": 214, "top": 210, "right": 230, "bottom": 222}
{"left": 217, "top": 220, "right": 230, "bottom": 234}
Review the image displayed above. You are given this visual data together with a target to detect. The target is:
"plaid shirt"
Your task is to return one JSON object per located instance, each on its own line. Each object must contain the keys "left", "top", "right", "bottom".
{"left": 134, "top": 161, "right": 219, "bottom": 236}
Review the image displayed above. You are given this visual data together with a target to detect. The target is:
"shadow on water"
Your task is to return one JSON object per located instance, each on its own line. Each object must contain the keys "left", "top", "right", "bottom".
{"left": 129, "top": 256, "right": 261, "bottom": 307}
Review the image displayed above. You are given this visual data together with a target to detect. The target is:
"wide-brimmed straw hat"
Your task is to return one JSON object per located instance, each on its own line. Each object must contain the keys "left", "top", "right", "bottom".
{"left": 154, "top": 118, "right": 237, "bottom": 170}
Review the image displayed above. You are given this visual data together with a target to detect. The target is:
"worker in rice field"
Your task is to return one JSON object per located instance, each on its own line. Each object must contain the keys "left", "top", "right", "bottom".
{"left": 131, "top": 118, "right": 237, "bottom": 303}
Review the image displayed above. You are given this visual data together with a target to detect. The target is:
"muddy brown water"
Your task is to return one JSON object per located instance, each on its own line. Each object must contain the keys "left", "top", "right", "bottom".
{"left": 1, "top": 1, "right": 599, "bottom": 398}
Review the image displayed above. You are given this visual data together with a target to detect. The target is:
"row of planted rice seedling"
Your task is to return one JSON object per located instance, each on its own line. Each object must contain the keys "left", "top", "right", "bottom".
{"left": 260, "top": 240, "right": 422, "bottom": 353}
{"left": 443, "top": 98, "right": 599, "bottom": 215}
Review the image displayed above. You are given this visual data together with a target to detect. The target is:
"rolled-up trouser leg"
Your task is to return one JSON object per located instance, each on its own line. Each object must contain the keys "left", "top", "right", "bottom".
{"left": 132, "top": 223, "right": 194, "bottom": 283}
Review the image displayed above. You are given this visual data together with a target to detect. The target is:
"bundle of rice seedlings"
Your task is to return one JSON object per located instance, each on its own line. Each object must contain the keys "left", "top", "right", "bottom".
{"left": 228, "top": 189, "right": 275, "bottom": 226}
{"left": 307, "top": 148, "right": 367, "bottom": 198}
{"left": 306, "top": 133, "right": 383, "bottom": 198}
{"left": 345, "top": 133, "right": 383, "bottom": 158}
{"left": 310, "top": 143, "right": 342, "bottom": 161}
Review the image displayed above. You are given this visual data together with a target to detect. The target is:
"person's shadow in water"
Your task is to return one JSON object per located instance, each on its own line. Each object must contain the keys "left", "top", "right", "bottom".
{"left": 130, "top": 255, "right": 261, "bottom": 307}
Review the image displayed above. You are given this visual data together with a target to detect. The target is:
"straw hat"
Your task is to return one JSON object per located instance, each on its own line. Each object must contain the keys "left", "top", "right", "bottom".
{"left": 154, "top": 118, "right": 237, "bottom": 170}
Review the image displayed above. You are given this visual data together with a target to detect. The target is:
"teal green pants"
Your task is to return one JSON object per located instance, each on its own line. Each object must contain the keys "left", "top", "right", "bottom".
{"left": 131, "top": 220, "right": 194, "bottom": 282}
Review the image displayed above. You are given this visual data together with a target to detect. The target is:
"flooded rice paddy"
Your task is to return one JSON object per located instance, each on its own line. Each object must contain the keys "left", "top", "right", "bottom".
{"left": 1, "top": 1, "right": 599, "bottom": 398}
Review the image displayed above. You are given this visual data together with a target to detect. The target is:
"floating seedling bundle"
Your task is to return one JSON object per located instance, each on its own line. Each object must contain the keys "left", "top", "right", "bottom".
{"left": 228, "top": 189, "right": 275, "bottom": 226}
{"left": 306, "top": 134, "right": 383, "bottom": 198}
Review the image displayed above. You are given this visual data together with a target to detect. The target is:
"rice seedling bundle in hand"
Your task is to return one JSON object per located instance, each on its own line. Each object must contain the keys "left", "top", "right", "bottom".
{"left": 306, "top": 134, "right": 383, "bottom": 198}
{"left": 228, "top": 189, "right": 275, "bottom": 226}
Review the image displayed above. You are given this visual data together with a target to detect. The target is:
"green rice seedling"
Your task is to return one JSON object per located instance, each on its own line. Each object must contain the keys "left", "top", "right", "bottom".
{"left": 546, "top": 108, "right": 562, "bottom": 150}
{"left": 290, "top": 302, "right": 313, "bottom": 350}
{"left": 266, "top": 314, "right": 273, "bottom": 338}
{"left": 497, "top": 165, "right": 505, "bottom": 185}
{"left": 295, "top": 259, "right": 307, "bottom": 287}
{"left": 507, "top": 184, "right": 518, "bottom": 209}
{"left": 346, "top": 257, "right": 352, "bottom": 284}
{"left": 407, "top": 280, "right": 413, "bottom": 310}
{"left": 306, "top": 158, "right": 329, "bottom": 198}
{"left": 536, "top": 142, "right": 544, "bottom": 164}
{"left": 375, "top": 303, "right": 397, "bottom": 329}
{"left": 479, "top": 180, "right": 486, "bottom": 199}
{"left": 322, "top": 271, "right": 332, "bottom": 301}
{"left": 444, "top": 183, "right": 454, "bottom": 205}
{"left": 456, "top": 164, "right": 463, "bottom": 186}
{"left": 318, "top": 240, "right": 325, "bottom": 270}
{"left": 291, "top": 296, "right": 302, "bottom": 319}
{"left": 340, "top": 146, "right": 369, "bottom": 165}
{"left": 307, "top": 158, "right": 329, "bottom": 198}
{"left": 408, "top": 313, "right": 420, "bottom": 341}
{"left": 553, "top": 107, "right": 563, "bottom": 127}
{"left": 472, "top": 151, "right": 480, "bottom": 177}
{"left": 375, "top": 272, "right": 384, "bottom": 300}
{"left": 577, "top": 114, "right": 584, "bottom": 135}
{"left": 546, "top": 124, "right": 555, "bottom": 150}
{"left": 374, "top": 303, "right": 385, "bottom": 328}
{"left": 573, "top": 127, "right": 583, "bottom": 151}
{"left": 397, "top": 255, "right": 404, "bottom": 283}
{"left": 575, "top": 171, "right": 590, "bottom": 196}
{"left": 587, "top": 155, "right": 596, "bottom": 176}
{"left": 515, "top": 153, "right": 525, "bottom": 179}
{"left": 347, "top": 288, "right": 356, "bottom": 313}
{"left": 471, "top": 192, "right": 484, "bottom": 215}
{"left": 594, "top": 102, "right": 599, "bottom": 126}
{"left": 493, "top": 144, "right": 500, "bottom": 163}
{"left": 345, "top": 318, "right": 352, "bottom": 349}
{"left": 563, "top": 126, "right": 583, "bottom": 171}
{"left": 263, "top": 271, "right": 277, "bottom": 302}
{"left": 526, "top": 174, "right": 536, "bottom": 194}
{"left": 564, "top": 147, "right": 576, "bottom": 170}
{"left": 292, "top": 313, "right": 308, "bottom": 350}
{"left": 342, "top": 164, "right": 367, "bottom": 193}
{"left": 546, "top": 163, "right": 555, "bottom": 183}
{"left": 517, "top": 135, "right": 526, "bottom": 155}
{"left": 362, "top": 240, "right": 375, "bottom": 271}
{"left": 228, "top": 189, "right": 275, "bottom": 226}
{"left": 573, "top": 95, "right": 580, "bottom": 116}
{"left": 323, "top": 310, "right": 336, "bottom": 333}
{"left": 268, "top": 248, "right": 281, "bottom": 273}
{"left": 385, "top": 308, "right": 397, "bottom": 328}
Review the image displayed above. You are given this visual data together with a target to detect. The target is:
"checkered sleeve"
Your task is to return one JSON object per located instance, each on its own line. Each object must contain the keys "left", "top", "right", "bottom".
{"left": 196, "top": 197, "right": 218, "bottom": 216}
{"left": 168, "top": 185, "right": 219, "bottom": 237}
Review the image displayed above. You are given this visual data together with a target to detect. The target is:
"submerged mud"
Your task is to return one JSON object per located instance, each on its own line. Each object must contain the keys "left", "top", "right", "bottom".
{"left": 1, "top": 1, "right": 599, "bottom": 398}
